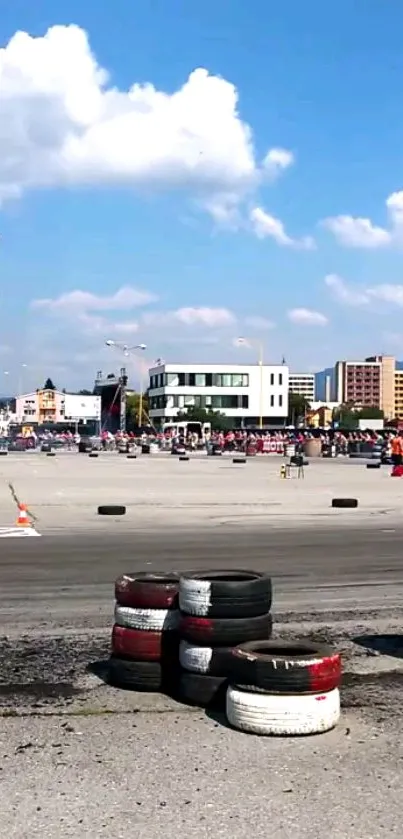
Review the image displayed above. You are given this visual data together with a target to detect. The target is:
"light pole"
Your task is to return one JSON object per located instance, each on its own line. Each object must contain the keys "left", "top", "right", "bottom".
{"left": 105, "top": 340, "right": 147, "bottom": 428}
{"left": 235, "top": 337, "right": 264, "bottom": 430}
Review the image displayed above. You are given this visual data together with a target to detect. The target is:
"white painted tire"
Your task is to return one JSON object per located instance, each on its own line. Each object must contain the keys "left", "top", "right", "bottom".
{"left": 114, "top": 605, "right": 180, "bottom": 631}
{"left": 179, "top": 640, "right": 214, "bottom": 673}
{"left": 226, "top": 686, "right": 340, "bottom": 736}
{"left": 179, "top": 578, "right": 212, "bottom": 616}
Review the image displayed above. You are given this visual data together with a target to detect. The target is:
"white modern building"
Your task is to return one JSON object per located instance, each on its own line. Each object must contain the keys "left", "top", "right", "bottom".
{"left": 15, "top": 389, "right": 101, "bottom": 425}
{"left": 148, "top": 363, "right": 289, "bottom": 427}
{"left": 289, "top": 373, "right": 315, "bottom": 402}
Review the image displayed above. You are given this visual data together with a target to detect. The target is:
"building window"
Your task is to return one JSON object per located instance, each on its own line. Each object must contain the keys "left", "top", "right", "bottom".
{"left": 270, "top": 395, "right": 274, "bottom": 407}
{"left": 279, "top": 395, "right": 283, "bottom": 407}
{"left": 279, "top": 373, "right": 283, "bottom": 386}
{"left": 195, "top": 374, "right": 206, "bottom": 386}
{"left": 270, "top": 373, "right": 274, "bottom": 386}
{"left": 242, "top": 395, "right": 249, "bottom": 408}
{"left": 166, "top": 373, "right": 179, "bottom": 386}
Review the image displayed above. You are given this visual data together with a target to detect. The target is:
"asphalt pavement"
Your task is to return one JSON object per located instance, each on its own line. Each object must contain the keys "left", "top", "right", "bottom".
{"left": 1, "top": 525, "right": 403, "bottom": 839}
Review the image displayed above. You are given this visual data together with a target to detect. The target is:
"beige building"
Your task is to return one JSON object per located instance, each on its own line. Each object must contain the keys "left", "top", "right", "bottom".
{"left": 334, "top": 355, "right": 395, "bottom": 420}
{"left": 394, "top": 370, "right": 403, "bottom": 419}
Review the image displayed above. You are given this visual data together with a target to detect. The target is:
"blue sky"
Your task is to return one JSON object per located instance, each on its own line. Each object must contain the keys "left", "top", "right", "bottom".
{"left": 1, "top": 0, "right": 403, "bottom": 392}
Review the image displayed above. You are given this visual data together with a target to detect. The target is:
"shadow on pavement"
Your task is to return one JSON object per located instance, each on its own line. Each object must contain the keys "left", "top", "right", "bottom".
{"left": 353, "top": 634, "right": 403, "bottom": 659}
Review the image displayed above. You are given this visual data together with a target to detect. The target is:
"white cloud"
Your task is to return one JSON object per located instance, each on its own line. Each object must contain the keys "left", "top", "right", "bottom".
{"left": 250, "top": 206, "right": 315, "bottom": 249}
{"left": 0, "top": 23, "right": 295, "bottom": 225}
{"left": 324, "top": 273, "right": 403, "bottom": 309}
{"left": 32, "top": 286, "right": 156, "bottom": 312}
{"left": 244, "top": 316, "right": 276, "bottom": 330}
{"left": 322, "top": 190, "right": 403, "bottom": 249}
{"left": 324, "top": 274, "right": 370, "bottom": 306}
{"left": 287, "top": 308, "right": 328, "bottom": 326}
{"left": 143, "top": 307, "right": 236, "bottom": 328}
{"left": 263, "top": 148, "right": 294, "bottom": 179}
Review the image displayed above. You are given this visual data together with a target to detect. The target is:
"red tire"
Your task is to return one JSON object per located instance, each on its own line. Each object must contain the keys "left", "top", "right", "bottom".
{"left": 111, "top": 625, "right": 180, "bottom": 663}
{"left": 115, "top": 572, "right": 179, "bottom": 609}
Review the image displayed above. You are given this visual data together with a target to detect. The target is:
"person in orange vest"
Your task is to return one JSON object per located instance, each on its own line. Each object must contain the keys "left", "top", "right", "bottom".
{"left": 391, "top": 434, "right": 403, "bottom": 468}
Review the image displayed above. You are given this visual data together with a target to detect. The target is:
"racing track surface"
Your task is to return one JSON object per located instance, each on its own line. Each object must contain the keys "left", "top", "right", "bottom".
{"left": 1, "top": 526, "right": 403, "bottom": 839}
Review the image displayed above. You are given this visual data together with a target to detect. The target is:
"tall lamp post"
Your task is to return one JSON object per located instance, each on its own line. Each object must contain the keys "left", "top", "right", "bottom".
{"left": 235, "top": 337, "right": 264, "bottom": 430}
{"left": 105, "top": 340, "right": 147, "bottom": 428}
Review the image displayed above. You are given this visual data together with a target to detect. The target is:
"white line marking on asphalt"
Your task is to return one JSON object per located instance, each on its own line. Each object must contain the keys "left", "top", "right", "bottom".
{"left": 0, "top": 527, "right": 41, "bottom": 538}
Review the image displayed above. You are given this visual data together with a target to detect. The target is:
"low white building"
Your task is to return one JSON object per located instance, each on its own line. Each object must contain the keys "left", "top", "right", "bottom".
{"left": 15, "top": 389, "right": 101, "bottom": 426}
{"left": 289, "top": 373, "right": 315, "bottom": 402}
{"left": 148, "top": 363, "right": 289, "bottom": 427}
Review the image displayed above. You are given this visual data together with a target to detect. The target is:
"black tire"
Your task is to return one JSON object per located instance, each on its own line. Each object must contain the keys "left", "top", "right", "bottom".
{"left": 178, "top": 671, "right": 227, "bottom": 708}
{"left": 46, "top": 452, "right": 56, "bottom": 457}
{"left": 108, "top": 657, "right": 162, "bottom": 691}
{"left": 179, "top": 570, "right": 272, "bottom": 618}
{"left": 331, "top": 498, "right": 358, "bottom": 508}
{"left": 115, "top": 571, "right": 179, "bottom": 609}
{"left": 127, "top": 454, "right": 137, "bottom": 459}
{"left": 89, "top": 453, "right": 99, "bottom": 459}
{"left": 366, "top": 462, "right": 381, "bottom": 469}
{"left": 179, "top": 456, "right": 189, "bottom": 462}
{"left": 98, "top": 505, "right": 126, "bottom": 516}
{"left": 180, "top": 613, "right": 272, "bottom": 646}
{"left": 0, "top": 451, "right": 8, "bottom": 456}
{"left": 233, "top": 457, "right": 246, "bottom": 464}
{"left": 228, "top": 640, "right": 342, "bottom": 695}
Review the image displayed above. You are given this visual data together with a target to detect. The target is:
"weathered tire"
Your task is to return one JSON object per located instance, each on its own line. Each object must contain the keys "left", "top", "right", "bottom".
{"left": 233, "top": 457, "right": 246, "bottom": 464}
{"left": 179, "top": 455, "right": 189, "bottom": 462}
{"left": 114, "top": 605, "right": 180, "bottom": 631}
{"left": 115, "top": 572, "right": 179, "bottom": 609}
{"left": 111, "top": 625, "right": 179, "bottom": 662}
{"left": 366, "top": 462, "right": 381, "bottom": 469}
{"left": 178, "top": 671, "right": 227, "bottom": 708}
{"left": 226, "top": 685, "right": 341, "bottom": 736}
{"left": 46, "top": 452, "right": 56, "bottom": 457}
{"left": 228, "top": 640, "right": 342, "bottom": 694}
{"left": 179, "top": 570, "right": 272, "bottom": 618}
{"left": 108, "top": 657, "right": 162, "bottom": 691}
{"left": 180, "top": 613, "right": 272, "bottom": 647}
{"left": 179, "top": 640, "right": 232, "bottom": 675}
{"left": 98, "top": 504, "right": 126, "bottom": 515}
{"left": 0, "top": 451, "right": 7, "bottom": 456}
{"left": 89, "top": 452, "right": 99, "bottom": 458}
{"left": 127, "top": 454, "right": 137, "bottom": 459}
{"left": 331, "top": 498, "right": 358, "bottom": 509}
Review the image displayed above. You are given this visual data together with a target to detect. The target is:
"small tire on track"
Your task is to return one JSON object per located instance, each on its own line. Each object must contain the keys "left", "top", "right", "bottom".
{"left": 179, "top": 640, "right": 232, "bottom": 675}
{"left": 46, "top": 452, "right": 56, "bottom": 457}
{"left": 331, "top": 498, "right": 358, "bottom": 509}
{"left": 180, "top": 613, "right": 272, "bottom": 647}
{"left": 111, "top": 624, "right": 179, "bottom": 662}
{"left": 114, "top": 605, "right": 180, "bottom": 631}
{"left": 115, "top": 572, "right": 179, "bottom": 609}
{"left": 0, "top": 451, "right": 7, "bottom": 456}
{"left": 366, "top": 462, "right": 381, "bottom": 469}
{"left": 226, "top": 685, "right": 341, "bottom": 736}
{"left": 179, "top": 455, "right": 189, "bottom": 461}
{"left": 233, "top": 457, "right": 246, "bottom": 464}
{"left": 98, "top": 504, "right": 126, "bottom": 515}
{"left": 228, "top": 640, "right": 342, "bottom": 694}
{"left": 108, "top": 657, "right": 162, "bottom": 691}
{"left": 179, "top": 671, "right": 227, "bottom": 708}
{"left": 179, "top": 569, "right": 272, "bottom": 618}
{"left": 89, "top": 453, "right": 99, "bottom": 458}
{"left": 127, "top": 454, "right": 137, "bottom": 459}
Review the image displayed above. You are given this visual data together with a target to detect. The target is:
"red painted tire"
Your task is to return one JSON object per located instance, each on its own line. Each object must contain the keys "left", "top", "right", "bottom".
{"left": 111, "top": 625, "right": 179, "bottom": 663}
{"left": 114, "top": 572, "right": 179, "bottom": 609}
{"left": 180, "top": 613, "right": 272, "bottom": 647}
{"left": 228, "top": 641, "right": 342, "bottom": 695}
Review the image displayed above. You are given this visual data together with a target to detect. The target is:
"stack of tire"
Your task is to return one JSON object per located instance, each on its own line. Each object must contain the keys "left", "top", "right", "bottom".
{"left": 110, "top": 572, "right": 180, "bottom": 692}
{"left": 178, "top": 570, "right": 272, "bottom": 708}
{"left": 225, "top": 640, "right": 342, "bottom": 736}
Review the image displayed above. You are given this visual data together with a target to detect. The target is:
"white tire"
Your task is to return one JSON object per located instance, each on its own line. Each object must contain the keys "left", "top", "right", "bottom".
{"left": 114, "top": 605, "right": 180, "bottom": 631}
{"left": 226, "top": 686, "right": 340, "bottom": 736}
{"left": 179, "top": 578, "right": 212, "bottom": 616}
{"left": 179, "top": 641, "right": 213, "bottom": 673}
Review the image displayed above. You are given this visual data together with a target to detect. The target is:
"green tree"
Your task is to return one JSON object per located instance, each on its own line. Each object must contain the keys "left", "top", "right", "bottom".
{"left": 359, "top": 406, "right": 384, "bottom": 420}
{"left": 126, "top": 392, "right": 149, "bottom": 425}
{"left": 177, "top": 406, "right": 228, "bottom": 431}
{"left": 43, "top": 378, "right": 56, "bottom": 391}
{"left": 332, "top": 404, "right": 358, "bottom": 429}
{"left": 288, "top": 392, "right": 310, "bottom": 425}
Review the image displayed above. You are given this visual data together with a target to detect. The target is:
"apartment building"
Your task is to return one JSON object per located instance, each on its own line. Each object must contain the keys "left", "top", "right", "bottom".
{"left": 394, "top": 370, "right": 403, "bottom": 419}
{"left": 148, "top": 362, "right": 289, "bottom": 427}
{"left": 334, "top": 355, "right": 395, "bottom": 420}
{"left": 289, "top": 373, "right": 315, "bottom": 403}
{"left": 15, "top": 389, "right": 101, "bottom": 425}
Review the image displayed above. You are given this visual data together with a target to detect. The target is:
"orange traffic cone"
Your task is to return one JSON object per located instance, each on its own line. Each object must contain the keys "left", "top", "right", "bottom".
{"left": 15, "top": 503, "right": 31, "bottom": 528}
